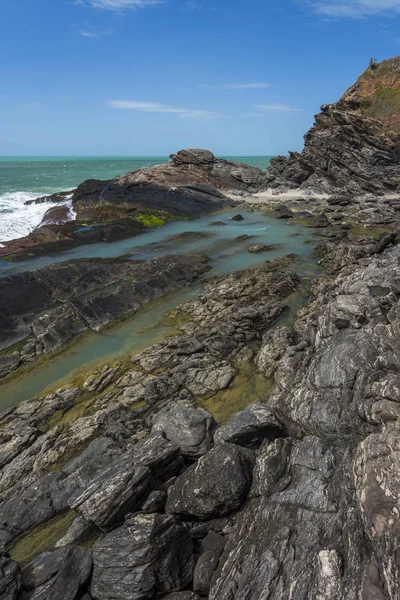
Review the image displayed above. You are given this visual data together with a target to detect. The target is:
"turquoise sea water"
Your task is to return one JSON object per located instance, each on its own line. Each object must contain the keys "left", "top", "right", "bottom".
{"left": 0, "top": 208, "right": 320, "bottom": 406}
{"left": 0, "top": 155, "right": 273, "bottom": 242}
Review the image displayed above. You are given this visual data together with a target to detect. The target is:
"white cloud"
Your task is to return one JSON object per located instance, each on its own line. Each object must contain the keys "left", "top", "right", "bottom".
{"left": 302, "top": 0, "right": 400, "bottom": 18}
{"left": 78, "top": 0, "right": 163, "bottom": 11}
{"left": 198, "top": 83, "right": 270, "bottom": 89}
{"left": 78, "top": 27, "right": 114, "bottom": 37}
{"left": 255, "top": 104, "right": 301, "bottom": 113}
{"left": 108, "top": 100, "right": 221, "bottom": 119}
{"left": 79, "top": 30, "right": 99, "bottom": 37}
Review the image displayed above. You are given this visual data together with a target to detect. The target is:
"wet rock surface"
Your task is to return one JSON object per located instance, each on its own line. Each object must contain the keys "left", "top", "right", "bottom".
{"left": 1, "top": 149, "right": 265, "bottom": 260}
{"left": 0, "top": 254, "right": 210, "bottom": 379}
{"left": 3, "top": 185, "right": 400, "bottom": 599}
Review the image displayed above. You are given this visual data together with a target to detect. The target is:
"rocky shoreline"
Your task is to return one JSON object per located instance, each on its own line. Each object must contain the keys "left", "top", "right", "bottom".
{"left": 2, "top": 226, "right": 400, "bottom": 599}
{"left": 2, "top": 56, "right": 400, "bottom": 599}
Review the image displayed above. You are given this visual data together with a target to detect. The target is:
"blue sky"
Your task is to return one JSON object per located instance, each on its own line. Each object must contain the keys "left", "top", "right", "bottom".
{"left": 1, "top": 0, "right": 400, "bottom": 155}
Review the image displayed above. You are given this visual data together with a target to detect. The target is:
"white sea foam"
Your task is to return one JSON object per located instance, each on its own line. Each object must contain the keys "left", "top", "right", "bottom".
{"left": 0, "top": 191, "right": 60, "bottom": 243}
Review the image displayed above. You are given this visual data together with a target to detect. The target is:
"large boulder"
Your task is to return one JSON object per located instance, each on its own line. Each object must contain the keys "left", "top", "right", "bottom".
{"left": 71, "top": 462, "right": 154, "bottom": 529}
{"left": 90, "top": 514, "right": 194, "bottom": 600}
{"left": 152, "top": 405, "right": 217, "bottom": 458}
{"left": 214, "top": 403, "right": 284, "bottom": 448}
{"left": 21, "top": 546, "right": 92, "bottom": 600}
{"left": 166, "top": 443, "right": 254, "bottom": 520}
{"left": 71, "top": 434, "right": 182, "bottom": 528}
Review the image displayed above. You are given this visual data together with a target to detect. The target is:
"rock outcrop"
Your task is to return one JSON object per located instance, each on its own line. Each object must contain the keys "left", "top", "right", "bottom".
{"left": 265, "top": 56, "right": 400, "bottom": 196}
{"left": 0, "top": 254, "right": 210, "bottom": 379}
{"left": 3, "top": 233, "right": 400, "bottom": 598}
{"left": 1, "top": 149, "right": 266, "bottom": 259}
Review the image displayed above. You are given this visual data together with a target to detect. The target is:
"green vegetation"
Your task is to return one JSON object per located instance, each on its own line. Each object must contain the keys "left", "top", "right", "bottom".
{"left": 9, "top": 511, "right": 78, "bottom": 564}
{"left": 135, "top": 214, "right": 166, "bottom": 227}
{"left": 0, "top": 337, "right": 30, "bottom": 357}
{"left": 199, "top": 360, "right": 273, "bottom": 423}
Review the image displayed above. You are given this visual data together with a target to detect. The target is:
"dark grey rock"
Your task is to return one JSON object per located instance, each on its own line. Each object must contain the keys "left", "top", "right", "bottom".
{"left": 71, "top": 434, "right": 182, "bottom": 528}
{"left": 193, "top": 550, "right": 221, "bottom": 596}
{"left": 21, "top": 546, "right": 92, "bottom": 600}
{"left": 166, "top": 443, "right": 254, "bottom": 520}
{"left": 71, "top": 461, "right": 153, "bottom": 529}
{"left": 0, "top": 555, "right": 22, "bottom": 600}
{"left": 141, "top": 490, "right": 167, "bottom": 513}
{"left": 152, "top": 406, "right": 217, "bottom": 458}
{"left": 214, "top": 403, "right": 284, "bottom": 448}
{"left": 0, "top": 254, "right": 210, "bottom": 379}
{"left": 90, "top": 513, "right": 194, "bottom": 600}
{"left": 159, "top": 594, "right": 201, "bottom": 600}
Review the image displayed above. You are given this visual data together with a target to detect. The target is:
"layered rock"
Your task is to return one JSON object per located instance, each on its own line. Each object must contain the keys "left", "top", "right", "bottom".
{"left": 4, "top": 206, "right": 400, "bottom": 598}
{"left": 265, "top": 56, "right": 400, "bottom": 196}
{"left": 1, "top": 149, "right": 266, "bottom": 259}
{"left": 0, "top": 254, "right": 209, "bottom": 379}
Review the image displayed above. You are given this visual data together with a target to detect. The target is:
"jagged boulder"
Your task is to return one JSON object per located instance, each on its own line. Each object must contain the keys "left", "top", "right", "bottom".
{"left": 214, "top": 403, "right": 284, "bottom": 448}
{"left": 21, "top": 546, "right": 92, "bottom": 600}
{"left": 166, "top": 443, "right": 254, "bottom": 519}
{"left": 265, "top": 57, "right": 400, "bottom": 196}
{"left": 152, "top": 405, "right": 217, "bottom": 458}
{"left": 90, "top": 514, "right": 194, "bottom": 600}
{"left": 0, "top": 555, "right": 22, "bottom": 600}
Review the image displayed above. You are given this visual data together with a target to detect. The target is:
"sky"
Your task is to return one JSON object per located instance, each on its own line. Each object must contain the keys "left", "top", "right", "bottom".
{"left": 1, "top": 0, "right": 400, "bottom": 155}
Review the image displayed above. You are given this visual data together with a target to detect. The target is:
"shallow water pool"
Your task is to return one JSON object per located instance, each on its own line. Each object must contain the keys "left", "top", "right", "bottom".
{"left": 0, "top": 209, "right": 322, "bottom": 406}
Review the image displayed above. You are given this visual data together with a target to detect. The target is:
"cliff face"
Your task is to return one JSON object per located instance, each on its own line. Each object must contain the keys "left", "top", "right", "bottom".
{"left": 266, "top": 56, "right": 400, "bottom": 196}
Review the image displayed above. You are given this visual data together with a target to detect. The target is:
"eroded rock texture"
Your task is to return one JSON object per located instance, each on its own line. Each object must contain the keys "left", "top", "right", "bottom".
{"left": 265, "top": 57, "right": 400, "bottom": 196}
{"left": 3, "top": 232, "right": 400, "bottom": 599}
{"left": 0, "top": 254, "right": 209, "bottom": 379}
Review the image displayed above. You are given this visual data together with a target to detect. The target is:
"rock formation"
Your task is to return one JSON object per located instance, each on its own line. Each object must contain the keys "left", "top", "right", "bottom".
{"left": 265, "top": 56, "right": 400, "bottom": 196}
{"left": 3, "top": 57, "right": 400, "bottom": 600}
{"left": 0, "top": 254, "right": 210, "bottom": 379}
{"left": 0, "top": 150, "right": 266, "bottom": 260}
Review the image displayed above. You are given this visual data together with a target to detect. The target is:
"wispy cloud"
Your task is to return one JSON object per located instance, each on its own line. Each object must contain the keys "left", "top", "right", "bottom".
{"left": 255, "top": 104, "right": 301, "bottom": 113}
{"left": 301, "top": 0, "right": 400, "bottom": 18}
{"left": 77, "top": 0, "right": 163, "bottom": 12}
{"left": 78, "top": 27, "right": 114, "bottom": 37}
{"left": 198, "top": 83, "right": 270, "bottom": 89}
{"left": 108, "top": 100, "right": 221, "bottom": 119}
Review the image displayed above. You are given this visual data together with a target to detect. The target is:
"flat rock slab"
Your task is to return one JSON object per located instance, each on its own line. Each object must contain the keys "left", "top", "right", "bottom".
{"left": 0, "top": 254, "right": 209, "bottom": 379}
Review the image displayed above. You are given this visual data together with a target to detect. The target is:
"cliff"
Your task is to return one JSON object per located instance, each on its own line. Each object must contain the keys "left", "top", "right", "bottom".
{"left": 266, "top": 56, "right": 400, "bottom": 195}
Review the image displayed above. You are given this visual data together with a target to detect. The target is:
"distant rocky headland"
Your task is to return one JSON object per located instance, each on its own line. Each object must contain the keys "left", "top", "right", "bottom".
{"left": 2, "top": 57, "right": 400, "bottom": 600}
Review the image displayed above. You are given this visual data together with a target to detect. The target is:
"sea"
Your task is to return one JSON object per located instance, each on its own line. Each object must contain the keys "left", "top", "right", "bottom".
{"left": 0, "top": 156, "right": 273, "bottom": 243}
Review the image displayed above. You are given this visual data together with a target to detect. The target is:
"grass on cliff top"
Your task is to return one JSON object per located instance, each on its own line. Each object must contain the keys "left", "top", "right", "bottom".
{"left": 345, "top": 57, "right": 400, "bottom": 131}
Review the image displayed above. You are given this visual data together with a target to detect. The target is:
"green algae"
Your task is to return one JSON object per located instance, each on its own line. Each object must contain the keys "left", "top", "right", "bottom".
{"left": 9, "top": 511, "right": 78, "bottom": 564}
{"left": 135, "top": 215, "right": 166, "bottom": 227}
{"left": 0, "top": 337, "right": 30, "bottom": 357}
{"left": 200, "top": 360, "right": 273, "bottom": 424}
{"left": 348, "top": 223, "right": 393, "bottom": 239}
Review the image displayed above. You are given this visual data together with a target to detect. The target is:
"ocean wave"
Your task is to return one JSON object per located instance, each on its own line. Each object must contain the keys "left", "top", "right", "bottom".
{"left": 0, "top": 191, "right": 59, "bottom": 244}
